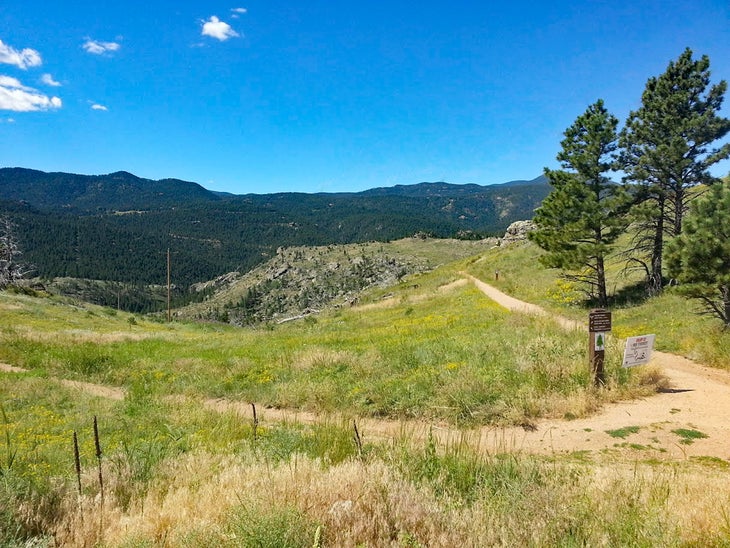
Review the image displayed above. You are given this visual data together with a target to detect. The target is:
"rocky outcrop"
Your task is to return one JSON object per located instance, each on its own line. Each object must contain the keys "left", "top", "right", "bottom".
{"left": 501, "top": 220, "right": 535, "bottom": 244}
{"left": 185, "top": 243, "right": 429, "bottom": 326}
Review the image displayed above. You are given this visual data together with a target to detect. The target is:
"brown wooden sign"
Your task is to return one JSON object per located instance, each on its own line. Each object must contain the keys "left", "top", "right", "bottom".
{"left": 589, "top": 309, "right": 612, "bottom": 332}
{"left": 588, "top": 309, "right": 611, "bottom": 386}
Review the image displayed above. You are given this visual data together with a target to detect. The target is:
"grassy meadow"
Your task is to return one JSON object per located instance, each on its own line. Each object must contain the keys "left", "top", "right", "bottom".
{"left": 2, "top": 240, "right": 730, "bottom": 546}
{"left": 0, "top": 267, "right": 654, "bottom": 426}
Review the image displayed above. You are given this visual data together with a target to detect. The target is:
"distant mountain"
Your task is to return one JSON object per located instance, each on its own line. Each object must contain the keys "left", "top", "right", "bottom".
{"left": 0, "top": 167, "right": 548, "bottom": 214}
{"left": 362, "top": 182, "right": 490, "bottom": 198}
{"left": 0, "top": 167, "right": 550, "bottom": 310}
{"left": 362, "top": 175, "right": 548, "bottom": 197}
{"left": 0, "top": 167, "right": 219, "bottom": 211}
{"left": 496, "top": 174, "right": 549, "bottom": 187}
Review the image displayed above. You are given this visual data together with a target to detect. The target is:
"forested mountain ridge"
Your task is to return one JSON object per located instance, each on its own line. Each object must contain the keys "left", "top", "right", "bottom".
{"left": 0, "top": 167, "right": 549, "bottom": 309}
{"left": 0, "top": 167, "right": 547, "bottom": 215}
{"left": 360, "top": 175, "right": 548, "bottom": 197}
{"left": 0, "top": 167, "right": 220, "bottom": 211}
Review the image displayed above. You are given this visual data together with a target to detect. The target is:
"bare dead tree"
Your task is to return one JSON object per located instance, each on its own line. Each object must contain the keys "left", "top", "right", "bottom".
{"left": 0, "top": 216, "right": 28, "bottom": 288}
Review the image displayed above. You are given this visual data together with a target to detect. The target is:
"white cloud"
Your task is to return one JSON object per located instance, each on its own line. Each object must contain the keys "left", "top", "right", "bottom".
{"left": 91, "top": 103, "right": 108, "bottom": 111}
{"left": 0, "top": 75, "right": 31, "bottom": 90}
{"left": 0, "top": 39, "right": 42, "bottom": 69}
{"left": 41, "top": 73, "right": 61, "bottom": 87}
{"left": 0, "top": 74, "right": 62, "bottom": 111}
{"left": 201, "top": 16, "right": 239, "bottom": 41}
{"left": 231, "top": 7, "right": 247, "bottom": 18}
{"left": 83, "top": 39, "right": 121, "bottom": 55}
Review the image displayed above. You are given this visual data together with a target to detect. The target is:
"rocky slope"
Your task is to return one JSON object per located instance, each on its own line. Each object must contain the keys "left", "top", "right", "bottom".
{"left": 177, "top": 237, "right": 496, "bottom": 325}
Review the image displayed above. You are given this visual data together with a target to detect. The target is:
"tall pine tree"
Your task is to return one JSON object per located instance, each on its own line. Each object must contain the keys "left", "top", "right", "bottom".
{"left": 667, "top": 178, "right": 730, "bottom": 327}
{"left": 619, "top": 48, "right": 730, "bottom": 296}
{"left": 530, "top": 100, "right": 628, "bottom": 307}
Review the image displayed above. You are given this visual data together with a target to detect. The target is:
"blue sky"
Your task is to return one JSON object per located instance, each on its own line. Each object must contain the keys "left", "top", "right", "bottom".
{"left": 1, "top": 1, "right": 729, "bottom": 194}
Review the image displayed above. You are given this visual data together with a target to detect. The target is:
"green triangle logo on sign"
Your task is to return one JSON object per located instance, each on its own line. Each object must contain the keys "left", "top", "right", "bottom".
{"left": 595, "top": 333, "right": 606, "bottom": 351}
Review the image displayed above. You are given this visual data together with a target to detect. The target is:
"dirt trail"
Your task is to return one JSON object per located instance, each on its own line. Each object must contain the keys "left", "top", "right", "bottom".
{"left": 0, "top": 363, "right": 125, "bottom": 400}
{"left": 463, "top": 274, "right": 730, "bottom": 460}
{"left": 3, "top": 276, "right": 730, "bottom": 460}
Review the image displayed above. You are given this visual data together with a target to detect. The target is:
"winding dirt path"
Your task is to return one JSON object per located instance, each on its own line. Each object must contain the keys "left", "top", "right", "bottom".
{"left": 0, "top": 363, "right": 126, "bottom": 400}
{"left": 3, "top": 276, "right": 730, "bottom": 461}
{"left": 463, "top": 274, "right": 730, "bottom": 460}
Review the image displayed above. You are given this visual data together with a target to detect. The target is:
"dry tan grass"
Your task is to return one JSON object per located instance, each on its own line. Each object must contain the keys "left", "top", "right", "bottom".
{"left": 352, "top": 277, "right": 467, "bottom": 313}
{"left": 437, "top": 278, "right": 468, "bottom": 293}
{"left": 290, "top": 348, "right": 360, "bottom": 372}
{"left": 633, "top": 364, "right": 672, "bottom": 391}
{"left": 589, "top": 462, "right": 730, "bottom": 541}
{"left": 48, "top": 450, "right": 730, "bottom": 547}
{"left": 351, "top": 296, "right": 400, "bottom": 312}
{"left": 11, "top": 326, "right": 158, "bottom": 344}
{"left": 58, "top": 378, "right": 125, "bottom": 400}
{"left": 54, "top": 455, "right": 415, "bottom": 546}
{"left": 55, "top": 454, "right": 481, "bottom": 547}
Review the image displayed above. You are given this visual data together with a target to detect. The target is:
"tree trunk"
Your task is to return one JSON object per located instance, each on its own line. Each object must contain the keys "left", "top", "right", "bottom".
{"left": 648, "top": 196, "right": 665, "bottom": 296}
{"left": 596, "top": 246, "right": 608, "bottom": 308}
{"left": 673, "top": 186, "right": 684, "bottom": 236}
{"left": 723, "top": 285, "right": 730, "bottom": 329}
{"left": 589, "top": 214, "right": 609, "bottom": 307}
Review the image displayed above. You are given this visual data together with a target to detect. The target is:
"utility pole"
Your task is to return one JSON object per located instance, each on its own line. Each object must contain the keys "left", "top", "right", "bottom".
{"left": 166, "top": 248, "right": 171, "bottom": 322}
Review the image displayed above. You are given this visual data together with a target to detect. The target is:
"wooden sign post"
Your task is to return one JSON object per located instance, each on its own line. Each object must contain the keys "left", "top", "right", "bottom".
{"left": 588, "top": 309, "right": 611, "bottom": 386}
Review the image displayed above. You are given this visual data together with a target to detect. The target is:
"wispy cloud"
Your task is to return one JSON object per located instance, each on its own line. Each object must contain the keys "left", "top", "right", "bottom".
{"left": 201, "top": 16, "right": 239, "bottom": 41}
{"left": 0, "top": 75, "right": 62, "bottom": 112}
{"left": 0, "top": 39, "right": 42, "bottom": 69}
{"left": 41, "top": 73, "right": 61, "bottom": 87}
{"left": 231, "top": 7, "right": 247, "bottom": 18}
{"left": 0, "top": 76, "right": 31, "bottom": 90}
{"left": 83, "top": 39, "right": 121, "bottom": 55}
{"left": 91, "top": 103, "right": 108, "bottom": 111}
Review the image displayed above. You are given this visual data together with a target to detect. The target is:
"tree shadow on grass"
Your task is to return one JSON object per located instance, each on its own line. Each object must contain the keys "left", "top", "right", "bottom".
{"left": 571, "top": 282, "right": 652, "bottom": 311}
{"left": 607, "top": 281, "right": 652, "bottom": 308}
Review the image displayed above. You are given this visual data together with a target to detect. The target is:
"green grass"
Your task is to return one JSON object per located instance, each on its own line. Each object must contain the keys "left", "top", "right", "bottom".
{"left": 606, "top": 426, "right": 642, "bottom": 439}
{"left": 0, "top": 271, "right": 654, "bottom": 427}
{"left": 690, "top": 456, "right": 730, "bottom": 468}
{"left": 672, "top": 428, "right": 709, "bottom": 445}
